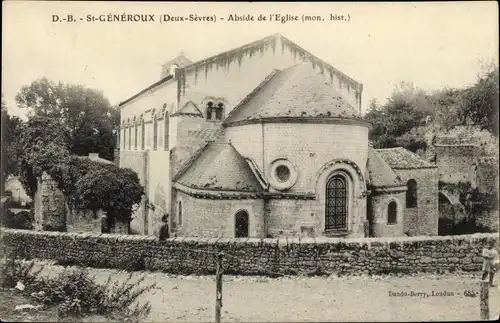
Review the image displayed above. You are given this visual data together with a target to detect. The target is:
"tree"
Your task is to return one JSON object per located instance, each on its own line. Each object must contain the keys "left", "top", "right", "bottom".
{"left": 73, "top": 164, "right": 144, "bottom": 229}
{"left": 17, "top": 115, "right": 144, "bottom": 232}
{"left": 1, "top": 96, "right": 24, "bottom": 195}
{"left": 15, "top": 78, "right": 120, "bottom": 160}
{"left": 364, "top": 82, "right": 428, "bottom": 150}
{"left": 460, "top": 65, "right": 499, "bottom": 136}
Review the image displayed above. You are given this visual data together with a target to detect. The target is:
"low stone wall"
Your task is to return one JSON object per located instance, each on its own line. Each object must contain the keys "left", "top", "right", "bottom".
{"left": 2, "top": 228, "right": 497, "bottom": 276}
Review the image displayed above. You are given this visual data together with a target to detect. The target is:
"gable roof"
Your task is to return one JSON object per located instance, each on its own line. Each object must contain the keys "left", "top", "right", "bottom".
{"left": 171, "top": 101, "right": 203, "bottom": 117}
{"left": 223, "top": 63, "right": 363, "bottom": 125}
{"left": 367, "top": 149, "right": 404, "bottom": 188}
{"left": 119, "top": 33, "right": 362, "bottom": 109}
{"left": 375, "top": 147, "right": 437, "bottom": 169}
{"left": 161, "top": 54, "right": 193, "bottom": 69}
{"left": 175, "top": 143, "right": 264, "bottom": 192}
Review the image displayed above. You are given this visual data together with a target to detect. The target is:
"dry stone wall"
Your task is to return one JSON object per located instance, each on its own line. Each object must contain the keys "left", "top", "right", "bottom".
{"left": 2, "top": 228, "right": 497, "bottom": 276}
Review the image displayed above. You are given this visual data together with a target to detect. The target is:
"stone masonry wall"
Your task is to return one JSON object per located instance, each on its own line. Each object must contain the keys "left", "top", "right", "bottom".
{"left": 394, "top": 168, "right": 439, "bottom": 236}
{"left": 3, "top": 229, "right": 497, "bottom": 276}
{"left": 34, "top": 173, "right": 67, "bottom": 232}
{"left": 173, "top": 191, "right": 265, "bottom": 238}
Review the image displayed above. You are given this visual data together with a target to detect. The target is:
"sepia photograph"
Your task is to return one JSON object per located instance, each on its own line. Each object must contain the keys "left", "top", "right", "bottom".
{"left": 1, "top": 1, "right": 499, "bottom": 322}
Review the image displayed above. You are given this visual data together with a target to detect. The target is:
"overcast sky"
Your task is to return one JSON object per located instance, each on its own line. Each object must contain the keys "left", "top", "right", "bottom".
{"left": 2, "top": 1, "right": 498, "bottom": 119}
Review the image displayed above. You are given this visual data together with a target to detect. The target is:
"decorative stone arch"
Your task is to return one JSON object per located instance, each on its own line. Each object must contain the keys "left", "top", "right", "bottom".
{"left": 313, "top": 159, "right": 367, "bottom": 234}
{"left": 314, "top": 159, "right": 367, "bottom": 195}
{"left": 202, "top": 96, "right": 229, "bottom": 121}
{"left": 161, "top": 103, "right": 168, "bottom": 118}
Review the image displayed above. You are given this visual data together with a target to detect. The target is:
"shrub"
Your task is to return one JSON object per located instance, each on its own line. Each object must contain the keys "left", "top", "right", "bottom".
{"left": 1, "top": 209, "right": 34, "bottom": 230}
{"left": 1, "top": 257, "right": 157, "bottom": 321}
{"left": 0, "top": 257, "right": 44, "bottom": 289}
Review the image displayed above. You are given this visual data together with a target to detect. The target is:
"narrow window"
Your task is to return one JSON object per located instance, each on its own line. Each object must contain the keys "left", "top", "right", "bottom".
{"left": 235, "top": 210, "right": 249, "bottom": 238}
{"left": 388, "top": 201, "right": 397, "bottom": 225}
{"left": 215, "top": 103, "right": 224, "bottom": 120}
{"left": 325, "top": 174, "right": 349, "bottom": 231}
{"left": 141, "top": 119, "right": 145, "bottom": 150}
{"left": 178, "top": 200, "right": 183, "bottom": 226}
{"left": 406, "top": 179, "right": 418, "bottom": 208}
{"left": 128, "top": 125, "right": 131, "bottom": 150}
{"left": 134, "top": 122, "right": 138, "bottom": 150}
{"left": 122, "top": 122, "right": 126, "bottom": 149}
{"left": 164, "top": 112, "right": 169, "bottom": 150}
{"left": 153, "top": 115, "right": 158, "bottom": 150}
{"left": 206, "top": 102, "right": 214, "bottom": 120}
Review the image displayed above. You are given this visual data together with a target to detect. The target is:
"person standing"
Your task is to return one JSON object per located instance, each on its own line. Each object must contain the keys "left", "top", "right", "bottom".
{"left": 159, "top": 213, "right": 170, "bottom": 241}
{"left": 481, "top": 240, "right": 499, "bottom": 287}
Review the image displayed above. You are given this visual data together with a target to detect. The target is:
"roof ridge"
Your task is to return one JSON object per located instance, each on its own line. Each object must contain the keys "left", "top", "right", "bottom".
{"left": 223, "top": 69, "right": 281, "bottom": 124}
{"left": 172, "top": 142, "right": 211, "bottom": 182}
{"left": 119, "top": 33, "right": 362, "bottom": 109}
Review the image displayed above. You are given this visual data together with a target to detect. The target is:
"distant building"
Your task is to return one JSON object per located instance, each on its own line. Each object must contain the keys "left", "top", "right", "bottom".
{"left": 118, "top": 33, "right": 439, "bottom": 239}
{"left": 4, "top": 176, "right": 31, "bottom": 205}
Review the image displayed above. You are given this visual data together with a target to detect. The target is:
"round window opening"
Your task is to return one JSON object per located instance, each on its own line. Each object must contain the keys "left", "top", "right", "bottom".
{"left": 275, "top": 165, "right": 291, "bottom": 183}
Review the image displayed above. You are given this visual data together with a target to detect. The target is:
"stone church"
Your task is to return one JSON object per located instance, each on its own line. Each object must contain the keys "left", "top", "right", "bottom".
{"left": 118, "top": 33, "right": 438, "bottom": 239}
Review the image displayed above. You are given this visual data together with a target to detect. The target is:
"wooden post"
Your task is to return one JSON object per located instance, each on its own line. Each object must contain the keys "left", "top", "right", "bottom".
{"left": 215, "top": 252, "right": 224, "bottom": 323}
{"left": 480, "top": 280, "right": 489, "bottom": 320}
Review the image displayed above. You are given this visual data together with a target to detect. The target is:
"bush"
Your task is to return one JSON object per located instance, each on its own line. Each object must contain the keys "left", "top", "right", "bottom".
{"left": 1, "top": 257, "right": 157, "bottom": 321}
{"left": 1, "top": 209, "right": 34, "bottom": 230}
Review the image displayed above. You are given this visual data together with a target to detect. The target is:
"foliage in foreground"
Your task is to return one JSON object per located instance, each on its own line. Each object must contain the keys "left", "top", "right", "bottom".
{"left": 16, "top": 116, "right": 144, "bottom": 229}
{"left": 0, "top": 257, "right": 158, "bottom": 321}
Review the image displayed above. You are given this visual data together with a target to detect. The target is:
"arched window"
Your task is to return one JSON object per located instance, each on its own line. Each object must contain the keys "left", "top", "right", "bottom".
{"left": 164, "top": 111, "right": 169, "bottom": 150}
{"left": 235, "top": 210, "right": 249, "bottom": 238}
{"left": 206, "top": 101, "right": 215, "bottom": 120}
{"left": 215, "top": 103, "right": 224, "bottom": 120}
{"left": 325, "top": 174, "right": 349, "bottom": 231}
{"left": 406, "top": 179, "right": 418, "bottom": 208}
{"left": 388, "top": 201, "right": 398, "bottom": 225}
{"left": 134, "top": 121, "right": 138, "bottom": 150}
{"left": 178, "top": 200, "right": 183, "bottom": 226}
{"left": 141, "top": 119, "right": 145, "bottom": 150}
{"left": 153, "top": 115, "right": 158, "bottom": 150}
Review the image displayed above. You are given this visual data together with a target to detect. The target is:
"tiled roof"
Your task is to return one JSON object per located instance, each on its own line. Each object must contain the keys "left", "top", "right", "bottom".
{"left": 223, "top": 63, "right": 362, "bottom": 124}
{"left": 367, "top": 149, "right": 404, "bottom": 188}
{"left": 175, "top": 143, "right": 264, "bottom": 192}
{"left": 375, "top": 147, "right": 437, "bottom": 169}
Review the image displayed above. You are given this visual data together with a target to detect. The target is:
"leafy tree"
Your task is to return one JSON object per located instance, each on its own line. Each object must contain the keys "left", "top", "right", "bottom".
{"left": 460, "top": 65, "right": 499, "bottom": 136}
{"left": 1, "top": 96, "right": 24, "bottom": 194}
{"left": 17, "top": 115, "right": 144, "bottom": 232}
{"left": 16, "top": 116, "right": 71, "bottom": 198}
{"left": 73, "top": 164, "right": 144, "bottom": 227}
{"left": 15, "top": 78, "right": 120, "bottom": 160}
{"left": 364, "top": 82, "right": 428, "bottom": 151}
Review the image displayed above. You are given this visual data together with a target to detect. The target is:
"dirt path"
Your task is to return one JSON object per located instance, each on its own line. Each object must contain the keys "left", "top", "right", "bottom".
{"left": 31, "top": 262, "right": 500, "bottom": 322}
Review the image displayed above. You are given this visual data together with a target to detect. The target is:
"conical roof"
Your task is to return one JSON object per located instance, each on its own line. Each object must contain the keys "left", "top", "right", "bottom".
{"left": 175, "top": 143, "right": 264, "bottom": 192}
{"left": 367, "top": 149, "right": 404, "bottom": 188}
{"left": 224, "top": 63, "right": 362, "bottom": 124}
